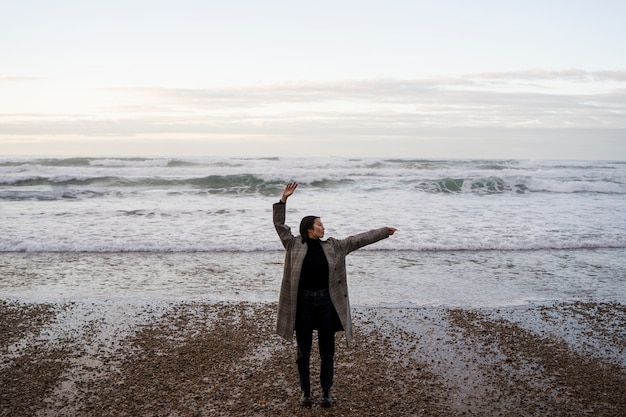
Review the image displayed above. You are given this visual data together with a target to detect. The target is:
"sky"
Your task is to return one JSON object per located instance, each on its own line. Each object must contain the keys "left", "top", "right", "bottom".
{"left": 1, "top": 0, "right": 625, "bottom": 160}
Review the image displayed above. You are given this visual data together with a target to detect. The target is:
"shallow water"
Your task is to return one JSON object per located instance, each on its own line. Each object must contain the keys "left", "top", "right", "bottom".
{"left": 1, "top": 248, "right": 624, "bottom": 307}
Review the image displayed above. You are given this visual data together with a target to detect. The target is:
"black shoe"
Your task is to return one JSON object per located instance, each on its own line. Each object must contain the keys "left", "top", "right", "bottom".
{"left": 320, "top": 389, "right": 333, "bottom": 408}
{"left": 300, "top": 390, "right": 312, "bottom": 407}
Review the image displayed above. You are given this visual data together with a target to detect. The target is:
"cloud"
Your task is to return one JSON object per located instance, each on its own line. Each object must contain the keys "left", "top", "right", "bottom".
{"left": 101, "top": 70, "right": 626, "bottom": 109}
{"left": 1, "top": 70, "right": 625, "bottom": 159}
{"left": 465, "top": 69, "right": 626, "bottom": 82}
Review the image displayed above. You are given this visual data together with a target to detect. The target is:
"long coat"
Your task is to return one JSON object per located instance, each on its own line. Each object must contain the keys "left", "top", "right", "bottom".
{"left": 273, "top": 202, "right": 389, "bottom": 345}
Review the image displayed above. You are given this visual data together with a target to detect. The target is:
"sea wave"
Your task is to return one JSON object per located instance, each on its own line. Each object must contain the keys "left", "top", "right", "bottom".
{"left": 0, "top": 190, "right": 106, "bottom": 201}
{"left": 1, "top": 174, "right": 282, "bottom": 191}
{"left": 0, "top": 157, "right": 174, "bottom": 168}
{"left": 2, "top": 238, "right": 625, "bottom": 253}
{"left": 2, "top": 156, "right": 623, "bottom": 169}
{"left": 0, "top": 174, "right": 363, "bottom": 200}
{"left": 404, "top": 176, "right": 626, "bottom": 194}
{"left": 0, "top": 156, "right": 255, "bottom": 169}
{"left": 3, "top": 157, "right": 624, "bottom": 264}
{"left": 2, "top": 173, "right": 625, "bottom": 199}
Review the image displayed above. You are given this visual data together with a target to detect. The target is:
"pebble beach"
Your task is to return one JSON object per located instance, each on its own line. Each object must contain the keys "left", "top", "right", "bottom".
{"left": 2, "top": 299, "right": 625, "bottom": 417}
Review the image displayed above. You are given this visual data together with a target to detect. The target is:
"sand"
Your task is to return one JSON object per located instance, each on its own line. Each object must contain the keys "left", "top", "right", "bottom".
{"left": 1, "top": 299, "right": 625, "bottom": 416}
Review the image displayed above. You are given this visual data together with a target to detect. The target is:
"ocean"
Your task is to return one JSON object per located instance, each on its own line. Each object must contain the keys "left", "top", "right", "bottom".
{"left": 1, "top": 156, "right": 625, "bottom": 307}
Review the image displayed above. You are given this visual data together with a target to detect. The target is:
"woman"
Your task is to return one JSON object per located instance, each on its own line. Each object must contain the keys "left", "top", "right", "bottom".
{"left": 273, "top": 181, "right": 397, "bottom": 407}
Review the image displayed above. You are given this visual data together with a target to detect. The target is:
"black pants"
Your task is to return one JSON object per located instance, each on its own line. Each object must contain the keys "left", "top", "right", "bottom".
{"left": 295, "top": 288, "right": 336, "bottom": 392}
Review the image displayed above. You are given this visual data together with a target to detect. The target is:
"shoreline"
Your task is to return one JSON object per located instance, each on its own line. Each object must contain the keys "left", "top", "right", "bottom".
{"left": 1, "top": 300, "right": 625, "bottom": 416}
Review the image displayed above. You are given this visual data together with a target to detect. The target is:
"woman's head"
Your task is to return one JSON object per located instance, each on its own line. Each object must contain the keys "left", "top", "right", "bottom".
{"left": 300, "top": 216, "right": 324, "bottom": 243}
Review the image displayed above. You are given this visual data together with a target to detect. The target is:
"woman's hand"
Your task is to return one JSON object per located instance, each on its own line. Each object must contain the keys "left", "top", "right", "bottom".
{"left": 388, "top": 227, "right": 398, "bottom": 236}
{"left": 280, "top": 182, "right": 298, "bottom": 203}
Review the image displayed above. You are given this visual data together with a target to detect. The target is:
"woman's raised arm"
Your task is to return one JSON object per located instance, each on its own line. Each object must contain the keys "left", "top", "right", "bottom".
{"left": 280, "top": 181, "right": 298, "bottom": 203}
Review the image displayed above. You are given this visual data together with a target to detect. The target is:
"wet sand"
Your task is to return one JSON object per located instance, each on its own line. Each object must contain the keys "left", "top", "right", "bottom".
{"left": 1, "top": 300, "right": 625, "bottom": 416}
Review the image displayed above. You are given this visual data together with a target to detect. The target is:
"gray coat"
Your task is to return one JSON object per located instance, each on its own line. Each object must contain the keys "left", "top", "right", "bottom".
{"left": 273, "top": 202, "right": 389, "bottom": 344}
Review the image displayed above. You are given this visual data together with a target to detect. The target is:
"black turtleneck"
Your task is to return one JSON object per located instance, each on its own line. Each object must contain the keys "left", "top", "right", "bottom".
{"left": 299, "top": 238, "right": 329, "bottom": 292}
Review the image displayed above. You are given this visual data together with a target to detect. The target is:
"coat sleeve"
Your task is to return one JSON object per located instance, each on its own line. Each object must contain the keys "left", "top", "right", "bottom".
{"left": 273, "top": 202, "right": 295, "bottom": 250}
{"left": 332, "top": 227, "right": 390, "bottom": 255}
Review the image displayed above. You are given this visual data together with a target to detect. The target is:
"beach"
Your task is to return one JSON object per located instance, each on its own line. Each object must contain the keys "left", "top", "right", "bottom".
{"left": 2, "top": 299, "right": 625, "bottom": 417}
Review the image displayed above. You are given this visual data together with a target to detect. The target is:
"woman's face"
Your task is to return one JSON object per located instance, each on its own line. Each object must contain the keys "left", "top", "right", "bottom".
{"left": 307, "top": 218, "right": 325, "bottom": 240}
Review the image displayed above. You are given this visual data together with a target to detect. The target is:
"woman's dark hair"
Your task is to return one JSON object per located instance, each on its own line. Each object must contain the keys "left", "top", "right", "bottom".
{"left": 299, "top": 216, "right": 319, "bottom": 243}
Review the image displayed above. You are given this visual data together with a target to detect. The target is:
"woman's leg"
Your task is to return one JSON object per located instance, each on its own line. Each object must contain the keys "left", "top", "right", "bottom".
{"left": 317, "top": 294, "right": 336, "bottom": 392}
{"left": 295, "top": 296, "right": 314, "bottom": 393}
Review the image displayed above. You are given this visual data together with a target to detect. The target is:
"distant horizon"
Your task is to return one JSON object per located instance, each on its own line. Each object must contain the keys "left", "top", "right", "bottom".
{"left": 2, "top": 153, "right": 624, "bottom": 163}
